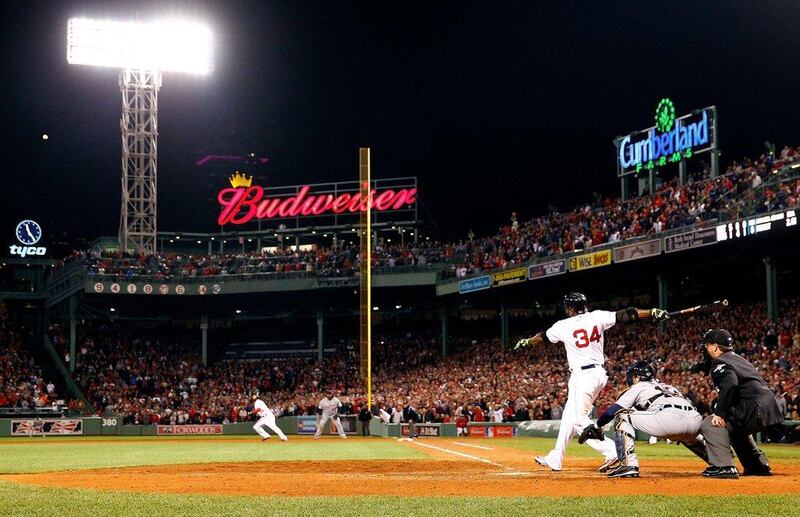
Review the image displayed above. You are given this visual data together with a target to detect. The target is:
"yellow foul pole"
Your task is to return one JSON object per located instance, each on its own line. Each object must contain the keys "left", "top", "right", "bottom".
{"left": 359, "top": 148, "right": 372, "bottom": 409}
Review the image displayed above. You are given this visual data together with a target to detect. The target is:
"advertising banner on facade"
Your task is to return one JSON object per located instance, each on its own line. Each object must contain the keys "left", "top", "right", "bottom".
{"left": 567, "top": 249, "right": 612, "bottom": 272}
{"left": 488, "top": 425, "right": 516, "bottom": 438}
{"left": 612, "top": 239, "right": 661, "bottom": 263}
{"left": 12, "top": 419, "right": 83, "bottom": 436}
{"left": 664, "top": 228, "right": 717, "bottom": 253}
{"left": 458, "top": 275, "right": 491, "bottom": 294}
{"left": 528, "top": 260, "right": 566, "bottom": 280}
{"left": 465, "top": 424, "right": 516, "bottom": 438}
{"left": 156, "top": 424, "right": 222, "bottom": 435}
{"left": 491, "top": 267, "right": 528, "bottom": 287}
{"left": 297, "top": 416, "right": 318, "bottom": 435}
{"left": 401, "top": 423, "right": 441, "bottom": 437}
{"left": 467, "top": 426, "right": 486, "bottom": 437}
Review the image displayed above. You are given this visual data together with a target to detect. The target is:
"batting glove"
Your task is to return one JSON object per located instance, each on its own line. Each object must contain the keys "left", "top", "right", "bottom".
{"left": 650, "top": 308, "right": 669, "bottom": 321}
{"left": 514, "top": 338, "right": 529, "bottom": 350}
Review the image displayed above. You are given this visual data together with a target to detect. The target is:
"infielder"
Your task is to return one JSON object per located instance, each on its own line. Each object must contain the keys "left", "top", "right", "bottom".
{"left": 579, "top": 361, "right": 708, "bottom": 478}
{"left": 515, "top": 292, "right": 668, "bottom": 472}
{"left": 314, "top": 391, "right": 347, "bottom": 439}
{"left": 251, "top": 394, "right": 288, "bottom": 441}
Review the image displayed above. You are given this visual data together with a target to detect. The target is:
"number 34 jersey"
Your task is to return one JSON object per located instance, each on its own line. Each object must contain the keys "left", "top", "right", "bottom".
{"left": 545, "top": 310, "right": 616, "bottom": 371}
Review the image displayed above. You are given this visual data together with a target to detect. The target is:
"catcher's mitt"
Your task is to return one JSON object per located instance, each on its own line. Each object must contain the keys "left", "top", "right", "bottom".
{"left": 577, "top": 424, "right": 604, "bottom": 444}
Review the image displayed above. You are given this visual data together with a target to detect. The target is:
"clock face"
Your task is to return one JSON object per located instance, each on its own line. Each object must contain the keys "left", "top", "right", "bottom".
{"left": 15, "top": 220, "right": 42, "bottom": 245}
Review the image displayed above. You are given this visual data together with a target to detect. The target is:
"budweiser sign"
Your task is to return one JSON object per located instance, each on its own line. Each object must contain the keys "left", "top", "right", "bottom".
{"left": 217, "top": 173, "right": 417, "bottom": 226}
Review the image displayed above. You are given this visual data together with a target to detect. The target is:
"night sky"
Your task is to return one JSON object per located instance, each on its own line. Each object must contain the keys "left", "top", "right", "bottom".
{"left": 1, "top": 1, "right": 799, "bottom": 247}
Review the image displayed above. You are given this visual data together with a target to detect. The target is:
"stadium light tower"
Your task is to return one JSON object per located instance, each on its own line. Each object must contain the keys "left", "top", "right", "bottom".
{"left": 67, "top": 18, "right": 213, "bottom": 253}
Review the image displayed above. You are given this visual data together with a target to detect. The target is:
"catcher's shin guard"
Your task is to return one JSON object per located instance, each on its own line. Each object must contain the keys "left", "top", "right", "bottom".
{"left": 681, "top": 439, "right": 710, "bottom": 464}
{"left": 614, "top": 411, "right": 637, "bottom": 466}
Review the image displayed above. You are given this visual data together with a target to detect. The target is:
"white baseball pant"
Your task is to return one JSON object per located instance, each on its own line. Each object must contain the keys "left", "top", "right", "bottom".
{"left": 616, "top": 407, "right": 703, "bottom": 467}
{"left": 544, "top": 367, "right": 618, "bottom": 469}
{"left": 314, "top": 413, "right": 346, "bottom": 438}
{"left": 253, "top": 412, "right": 287, "bottom": 440}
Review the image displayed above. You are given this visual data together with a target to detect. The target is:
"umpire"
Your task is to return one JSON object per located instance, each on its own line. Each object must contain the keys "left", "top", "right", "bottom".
{"left": 696, "top": 329, "right": 784, "bottom": 478}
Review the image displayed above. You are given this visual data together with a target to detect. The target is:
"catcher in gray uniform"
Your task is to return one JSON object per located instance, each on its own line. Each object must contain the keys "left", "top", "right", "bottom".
{"left": 579, "top": 361, "right": 709, "bottom": 478}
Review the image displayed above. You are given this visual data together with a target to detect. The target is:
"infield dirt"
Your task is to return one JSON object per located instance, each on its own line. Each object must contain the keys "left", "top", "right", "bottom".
{"left": 2, "top": 438, "right": 799, "bottom": 497}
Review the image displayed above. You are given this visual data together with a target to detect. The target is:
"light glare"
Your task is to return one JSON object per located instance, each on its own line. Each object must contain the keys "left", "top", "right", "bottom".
{"left": 67, "top": 18, "right": 213, "bottom": 74}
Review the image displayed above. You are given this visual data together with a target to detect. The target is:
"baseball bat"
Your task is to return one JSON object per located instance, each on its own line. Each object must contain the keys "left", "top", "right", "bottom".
{"left": 667, "top": 299, "right": 728, "bottom": 318}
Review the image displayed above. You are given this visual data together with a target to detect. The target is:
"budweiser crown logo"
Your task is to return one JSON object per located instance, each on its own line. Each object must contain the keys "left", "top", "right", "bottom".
{"left": 228, "top": 171, "right": 253, "bottom": 188}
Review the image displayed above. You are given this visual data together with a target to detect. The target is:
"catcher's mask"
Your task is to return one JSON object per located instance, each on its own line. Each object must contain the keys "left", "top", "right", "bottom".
{"left": 625, "top": 361, "right": 654, "bottom": 386}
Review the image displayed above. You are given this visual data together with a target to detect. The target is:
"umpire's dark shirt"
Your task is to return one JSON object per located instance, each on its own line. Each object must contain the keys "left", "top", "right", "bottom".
{"left": 711, "top": 352, "right": 784, "bottom": 432}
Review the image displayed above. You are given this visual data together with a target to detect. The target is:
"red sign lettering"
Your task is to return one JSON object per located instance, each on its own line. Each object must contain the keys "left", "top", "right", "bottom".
{"left": 217, "top": 183, "right": 417, "bottom": 226}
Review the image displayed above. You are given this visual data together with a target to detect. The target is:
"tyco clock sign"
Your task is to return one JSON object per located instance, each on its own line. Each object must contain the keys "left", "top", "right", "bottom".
{"left": 9, "top": 220, "right": 47, "bottom": 257}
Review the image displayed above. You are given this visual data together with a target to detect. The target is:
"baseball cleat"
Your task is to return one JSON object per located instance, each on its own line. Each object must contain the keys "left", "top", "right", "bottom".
{"left": 702, "top": 466, "right": 739, "bottom": 479}
{"left": 280, "top": 437, "right": 288, "bottom": 442}
{"left": 261, "top": 437, "right": 270, "bottom": 441}
{"left": 742, "top": 466, "right": 771, "bottom": 476}
{"left": 535, "top": 456, "right": 561, "bottom": 471}
{"left": 598, "top": 458, "right": 620, "bottom": 473}
{"left": 607, "top": 465, "right": 639, "bottom": 478}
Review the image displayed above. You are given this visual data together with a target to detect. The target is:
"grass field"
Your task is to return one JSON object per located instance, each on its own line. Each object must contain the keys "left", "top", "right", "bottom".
{"left": 0, "top": 435, "right": 424, "bottom": 473}
{"left": 1, "top": 436, "right": 798, "bottom": 516}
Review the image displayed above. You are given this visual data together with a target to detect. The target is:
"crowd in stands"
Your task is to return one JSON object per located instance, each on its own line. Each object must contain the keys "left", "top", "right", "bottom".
{"left": 43, "top": 299, "right": 798, "bottom": 444}
{"left": 369, "top": 301, "right": 799, "bottom": 433}
{"left": 61, "top": 239, "right": 456, "bottom": 282}
{"left": 450, "top": 147, "right": 800, "bottom": 276}
{"left": 10, "top": 143, "right": 797, "bottom": 441}
{"left": 53, "top": 145, "right": 800, "bottom": 282}
{"left": 0, "top": 307, "right": 63, "bottom": 411}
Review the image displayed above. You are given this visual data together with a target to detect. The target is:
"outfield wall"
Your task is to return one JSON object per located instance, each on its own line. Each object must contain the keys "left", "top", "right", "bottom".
{"left": 2, "top": 417, "right": 796, "bottom": 441}
{"left": 0, "top": 416, "right": 346, "bottom": 437}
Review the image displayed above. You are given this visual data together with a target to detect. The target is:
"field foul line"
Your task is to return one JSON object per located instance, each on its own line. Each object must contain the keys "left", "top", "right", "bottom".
{"left": 410, "top": 441, "right": 514, "bottom": 471}
{"left": 449, "top": 441, "right": 494, "bottom": 451}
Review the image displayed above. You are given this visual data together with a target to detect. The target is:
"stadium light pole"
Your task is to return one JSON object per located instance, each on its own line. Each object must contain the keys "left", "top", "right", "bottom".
{"left": 67, "top": 18, "right": 213, "bottom": 254}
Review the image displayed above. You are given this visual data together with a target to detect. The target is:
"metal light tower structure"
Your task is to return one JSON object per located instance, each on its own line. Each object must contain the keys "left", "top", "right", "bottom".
{"left": 67, "top": 18, "right": 212, "bottom": 253}
{"left": 119, "top": 69, "right": 160, "bottom": 253}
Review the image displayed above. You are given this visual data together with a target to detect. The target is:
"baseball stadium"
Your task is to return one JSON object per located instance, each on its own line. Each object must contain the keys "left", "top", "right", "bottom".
{"left": 1, "top": 2, "right": 800, "bottom": 516}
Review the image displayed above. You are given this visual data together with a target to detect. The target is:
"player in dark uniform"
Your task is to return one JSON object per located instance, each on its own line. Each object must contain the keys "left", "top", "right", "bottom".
{"left": 693, "top": 329, "right": 784, "bottom": 478}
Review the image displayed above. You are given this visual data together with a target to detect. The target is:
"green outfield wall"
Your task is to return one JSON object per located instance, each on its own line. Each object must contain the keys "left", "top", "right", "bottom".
{"left": 1, "top": 417, "right": 796, "bottom": 440}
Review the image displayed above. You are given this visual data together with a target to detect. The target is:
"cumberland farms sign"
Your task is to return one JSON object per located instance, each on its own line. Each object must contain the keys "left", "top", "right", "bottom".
{"left": 615, "top": 98, "right": 717, "bottom": 176}
{"left": 217, "top": 173, "right": 417, "bottom": 226}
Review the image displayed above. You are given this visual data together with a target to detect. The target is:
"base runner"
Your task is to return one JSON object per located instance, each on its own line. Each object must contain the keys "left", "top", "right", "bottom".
{"left": 579, "top": 361, "right": 709, "bottom": 478}
{"left": 251, "top": 394, "right": 288, "bottom": 441}
{"left": 515, "top": 292, "right": 668, "bottom": 472}
{"left": 314, "top": 391, "right": 347, "bottom": 439}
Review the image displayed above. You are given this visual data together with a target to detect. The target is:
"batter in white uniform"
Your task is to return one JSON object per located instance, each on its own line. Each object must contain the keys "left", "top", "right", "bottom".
{"left": 515, "top": 292, "right": 668, "bottom": 472}
{"left": 582, "top": 361, "right": 708, "bottom": 478}
{"left": 314, "top": 392, "right": 347, "bottom": 439}
{"left": 251, "top": 394, "right": 288, "bottom": 441}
